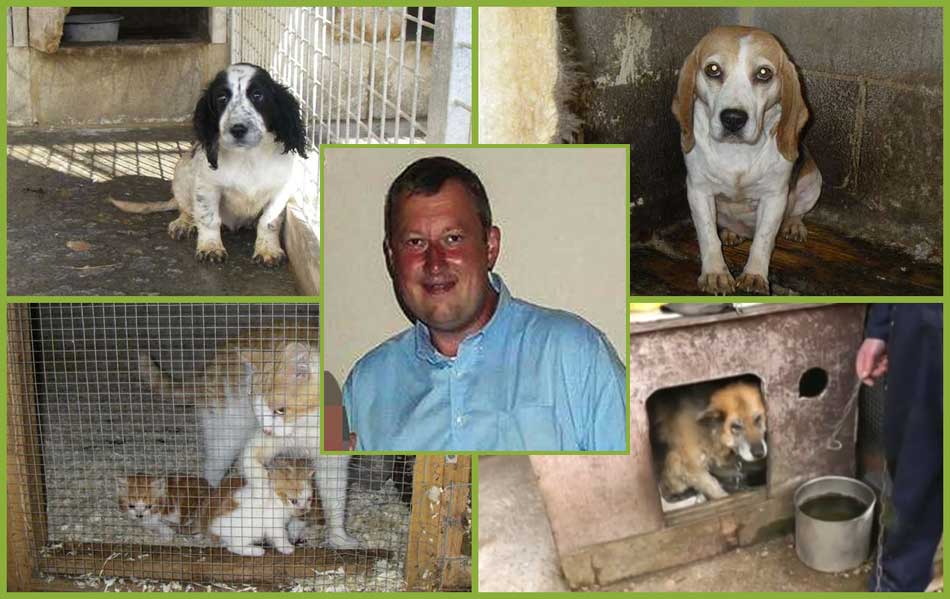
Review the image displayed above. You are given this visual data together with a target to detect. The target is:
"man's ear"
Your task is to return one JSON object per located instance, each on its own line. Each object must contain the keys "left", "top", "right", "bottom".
{"left": 486, "top": 226, "right": 501, "bottom": 270}
{"left": 383, "top": 239, "right": 395, "bottom": 277}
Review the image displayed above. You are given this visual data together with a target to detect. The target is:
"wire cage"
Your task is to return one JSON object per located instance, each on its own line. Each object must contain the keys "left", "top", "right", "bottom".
{"left": 230, "top": 6, "right": 471, "bottom": 146}
{"left": 7, "top": 304, "right": 472, "bottom": 592}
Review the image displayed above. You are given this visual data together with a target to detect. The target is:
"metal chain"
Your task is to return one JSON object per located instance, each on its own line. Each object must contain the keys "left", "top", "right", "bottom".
{"left": 874, "top": 458, "right": 889, "bottom": 592}
{"left": 826, "top": 376, "right": 888, "bottom": 590}
{"left": 827, "top": 378, "right": 863, "bottom": 451}
{"left": 873, "top": 379, "right": 889, "bottom": 593}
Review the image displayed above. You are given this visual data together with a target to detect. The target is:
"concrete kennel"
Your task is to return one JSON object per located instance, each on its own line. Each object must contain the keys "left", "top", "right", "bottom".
{"left": 531, "top": 303, "right": 867, "bottom": 588}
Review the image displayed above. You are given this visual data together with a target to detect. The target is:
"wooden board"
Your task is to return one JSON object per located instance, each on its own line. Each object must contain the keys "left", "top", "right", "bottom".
{"left": 284, "top": 200, "right": 320, "bottom": 296}
{"left": 6, "top": 304, "right": 48, "bottom": 591}
{"left": 405, "top": 456, "right": 472, "bottom": 591}
{"left": 632, "top": 220, "right": 942, "bottom": 296}
{"left": 559, "top": 489, "right": 796, "bottom": 589}
{"left": 38, "top": 543, "right": 391, "bottom": 585}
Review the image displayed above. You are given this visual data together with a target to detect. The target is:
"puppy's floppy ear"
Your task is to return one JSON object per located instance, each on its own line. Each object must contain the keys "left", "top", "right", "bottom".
{"left": 773, "top": 52, "right": 809, "bottom": 162}
{"left": 672, "top": 44, "right": 700, "bottom": 154}
{"left": 271, "top": 82, "right": 309, "bottom": 159}
{"left": 193, "top": 89, "right": 220, "bottom": 170}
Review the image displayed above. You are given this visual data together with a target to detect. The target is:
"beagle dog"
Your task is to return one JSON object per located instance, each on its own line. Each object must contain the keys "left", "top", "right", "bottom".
{"left": 673, "top": 26, "right": 821, "bottom": 294}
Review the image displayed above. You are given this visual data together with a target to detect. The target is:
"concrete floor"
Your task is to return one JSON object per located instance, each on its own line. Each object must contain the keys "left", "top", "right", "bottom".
{"left": 477, "top": 455, "right": 885, "bottom": 592}
{"left": 7, "top": 127, "right": 299, "bottom": 296}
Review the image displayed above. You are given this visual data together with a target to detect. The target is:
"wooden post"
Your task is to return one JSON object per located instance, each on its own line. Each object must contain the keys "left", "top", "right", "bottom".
{"left": 405, "top": 455, "right": 471, "bottom": 590}
{"left": 6, "top": 304, "right": 48, "bottom": 591}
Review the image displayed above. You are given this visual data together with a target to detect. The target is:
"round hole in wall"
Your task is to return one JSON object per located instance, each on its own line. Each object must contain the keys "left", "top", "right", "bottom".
{"left": 799, "top": 367, "right": 828, "bottom": 398}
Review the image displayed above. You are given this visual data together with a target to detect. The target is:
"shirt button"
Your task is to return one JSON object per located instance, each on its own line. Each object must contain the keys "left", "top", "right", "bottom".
{"left": 455, "top": 416, "right": 463, "bottom": 426}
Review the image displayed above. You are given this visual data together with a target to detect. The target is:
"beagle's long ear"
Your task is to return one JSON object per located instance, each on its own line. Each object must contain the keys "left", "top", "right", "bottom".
{"left": 672, "top": 45, "right": 700, "bottom": 154}
{"left": 774, "top": 53, "right": 809, "bottom": 162}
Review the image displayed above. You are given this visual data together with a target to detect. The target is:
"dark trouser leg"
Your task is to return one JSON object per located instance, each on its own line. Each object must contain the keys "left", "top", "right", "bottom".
{"left": 870, "top": 306, "right": 943, "bottom": 592}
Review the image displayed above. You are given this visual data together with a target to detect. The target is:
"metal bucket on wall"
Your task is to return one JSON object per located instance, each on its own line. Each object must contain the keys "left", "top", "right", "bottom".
{"left": 795, "top": 475, "right": 877, "bottom": 572}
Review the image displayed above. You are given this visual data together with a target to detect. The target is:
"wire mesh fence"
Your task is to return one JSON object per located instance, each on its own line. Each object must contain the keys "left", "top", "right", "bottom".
{"left": 230, "top": 7, "right": 440, "bottom": 146}
{"left": 7, "top": 303, "right": 471, "bottom": 591}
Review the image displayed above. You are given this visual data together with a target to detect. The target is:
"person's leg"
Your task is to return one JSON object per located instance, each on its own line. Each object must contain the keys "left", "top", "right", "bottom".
{"left": 870, "top": 306, "right": 943, "bottom": 592}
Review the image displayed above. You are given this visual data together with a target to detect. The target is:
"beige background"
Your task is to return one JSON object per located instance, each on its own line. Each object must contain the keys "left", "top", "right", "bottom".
{"left": 322, "top": 146, "right": 628, "bottom": 404}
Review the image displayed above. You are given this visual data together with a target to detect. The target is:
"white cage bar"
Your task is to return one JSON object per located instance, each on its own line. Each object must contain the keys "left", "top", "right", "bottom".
{"left": 229, "top": 7, "right": 469, "bottom": 145}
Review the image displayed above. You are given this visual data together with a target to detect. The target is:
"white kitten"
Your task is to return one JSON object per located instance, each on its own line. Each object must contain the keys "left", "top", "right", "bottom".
{"left": 206, "top": 461, "right": 313, "bottom": 557}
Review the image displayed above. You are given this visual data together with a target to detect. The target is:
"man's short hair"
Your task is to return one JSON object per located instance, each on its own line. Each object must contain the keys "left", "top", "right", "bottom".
{"left": 385, "top": 156, "right": 492, "bottom": 241}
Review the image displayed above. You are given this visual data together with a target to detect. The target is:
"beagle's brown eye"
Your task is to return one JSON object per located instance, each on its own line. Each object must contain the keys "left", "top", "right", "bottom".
{"left": 755, "top": 66, "right": 773, "bottom": 82}
{"left": 704, "top": 63, "right": 722, "bottom": 78}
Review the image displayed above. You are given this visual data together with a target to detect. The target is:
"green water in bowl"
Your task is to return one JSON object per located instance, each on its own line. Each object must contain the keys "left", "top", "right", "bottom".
{"left": 800, "top": 493, "right": 869, "bottom": 522}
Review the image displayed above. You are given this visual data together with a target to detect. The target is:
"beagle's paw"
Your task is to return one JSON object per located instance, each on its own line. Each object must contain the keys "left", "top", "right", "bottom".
{"left": 697, "top": 271, "right": 736, "bottom": 295}
{"left": 736, "top": 272, "right": 770, "bottom": 295}
{"left": 195, "top": 240, "right": 228, "bottom": 263}
{"left": 168, "top": 216, "right": 197, "bottom": 240}
{"left": 781, "top": 218, "right": 808, "bottom": 243}
{"left": 252, "top": 243, "right": 287, "bottom": 268}
{"left": 719, "top": 228, "right": 745, "bottom": 247}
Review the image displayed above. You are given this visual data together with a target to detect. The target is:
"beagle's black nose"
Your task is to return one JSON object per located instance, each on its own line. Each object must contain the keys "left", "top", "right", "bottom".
{"left": 720, "top": 109, "right": 749, "bottom": 133}
{"left": 230, "top": 124, "right": 248, "bottom": 139}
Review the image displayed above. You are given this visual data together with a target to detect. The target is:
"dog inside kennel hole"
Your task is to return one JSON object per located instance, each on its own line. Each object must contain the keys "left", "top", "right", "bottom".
{"left": 647, "top": 374, "right": 768, "bottom": 512}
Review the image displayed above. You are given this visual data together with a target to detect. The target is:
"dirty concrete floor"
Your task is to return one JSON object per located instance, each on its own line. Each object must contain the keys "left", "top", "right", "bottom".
{"left": 7, "top": 127, "right": 299, "bottom": 296}
{"left": 478, "top": 455, "right": 882, "bottom": 592}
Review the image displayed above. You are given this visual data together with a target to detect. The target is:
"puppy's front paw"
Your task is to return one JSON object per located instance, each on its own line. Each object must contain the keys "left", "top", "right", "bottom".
{"left": 736, "top": 272, "right": 770, "bottom": 295}
{"left": 252, "top": 244, "right": 286, "bottom": 268}
{"left": 781, "top": 218, "right": 807, "bottom": 242}
{"left": 195, "top": 241, "right": 228, "bottom": 263}
{"left": 168, "top": 217, "right": 196, "bottom": 240}
{"left": 697, "top": 271, "right": 735, "bottom": 295}
{"left": 719, "top": 228, "right": 745, "bottom": 246}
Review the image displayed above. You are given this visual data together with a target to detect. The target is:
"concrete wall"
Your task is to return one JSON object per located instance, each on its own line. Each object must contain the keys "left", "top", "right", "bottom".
{"left": 7, "top": 8, "right": 228, "bottom": 127}
{"left": 572, "top": 7, "right": 942, "bottom": 256}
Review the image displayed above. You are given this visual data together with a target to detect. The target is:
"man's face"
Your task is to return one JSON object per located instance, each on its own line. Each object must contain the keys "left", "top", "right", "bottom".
{"left": 386, "top": 179, "right": 501, "bottom": 338}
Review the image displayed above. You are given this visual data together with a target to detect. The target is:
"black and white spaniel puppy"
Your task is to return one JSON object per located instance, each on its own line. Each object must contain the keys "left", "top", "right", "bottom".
{"left": 113, "top": 63, "right": 308, "bottom": 266}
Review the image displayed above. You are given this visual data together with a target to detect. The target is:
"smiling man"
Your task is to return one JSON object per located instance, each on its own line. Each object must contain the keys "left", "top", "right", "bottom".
{"left": 341, "top": 156, "right": 627, "bottom": 451}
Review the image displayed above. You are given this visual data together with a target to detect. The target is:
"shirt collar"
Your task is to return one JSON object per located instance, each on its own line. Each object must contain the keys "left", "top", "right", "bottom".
{"left": 413, "top": 272, "right": 512, "bottom": 364}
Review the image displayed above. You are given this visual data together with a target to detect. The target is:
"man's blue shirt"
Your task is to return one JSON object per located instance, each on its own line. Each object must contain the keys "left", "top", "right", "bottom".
{"left": 342, "top": 274, "right": 627, "bottom": 451}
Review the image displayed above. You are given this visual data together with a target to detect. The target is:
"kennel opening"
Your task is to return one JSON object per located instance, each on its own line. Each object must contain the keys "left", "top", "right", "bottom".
{"left": 6, "top": 303, "right": 471, "bottom": 592}
{"left": 646, "top": 374, "right": 768, "bottom": 514}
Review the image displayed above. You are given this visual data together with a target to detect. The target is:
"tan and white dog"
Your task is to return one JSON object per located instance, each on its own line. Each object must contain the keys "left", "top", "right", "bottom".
{"left": 652, "top": 380, "right": 768, "bottom": 501}
{"left": 673, "top": 26, "right": 821, "bottom": 295}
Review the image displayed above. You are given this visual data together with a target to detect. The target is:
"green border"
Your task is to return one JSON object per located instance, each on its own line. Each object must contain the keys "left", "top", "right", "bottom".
{"left": 319, "top": 143, "right": 632, "bottom": 457}
{"left": 2, "top": 2, "right": 947, "bottom": 596}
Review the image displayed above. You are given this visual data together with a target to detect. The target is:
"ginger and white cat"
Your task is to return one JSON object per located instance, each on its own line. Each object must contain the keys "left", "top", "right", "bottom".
{"left": 204, "top": 458, "right": 313, "bottom": 556}
{"left": 141, "top": 323, "right": 360, "bottom": 549}
{"left": 116, "top": 474, "right": 210, "bottom": 541}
